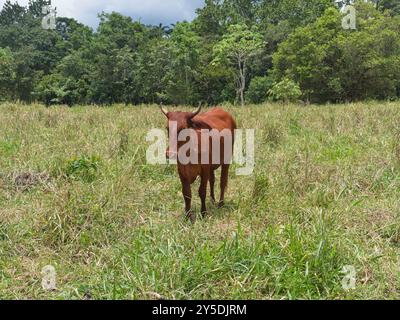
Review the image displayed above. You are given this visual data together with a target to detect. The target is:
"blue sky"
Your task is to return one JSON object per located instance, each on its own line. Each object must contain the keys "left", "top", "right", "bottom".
{"left": 0, "top": 0, "right": 205, "bottom": 28}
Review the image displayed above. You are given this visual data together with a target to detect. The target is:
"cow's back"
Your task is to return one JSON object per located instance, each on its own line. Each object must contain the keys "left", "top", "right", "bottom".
{"left": 194, "top": 108, "right": 236, "bottom": 132}
{"left": 192, "top": 108, "right": 236, "bottom": 168}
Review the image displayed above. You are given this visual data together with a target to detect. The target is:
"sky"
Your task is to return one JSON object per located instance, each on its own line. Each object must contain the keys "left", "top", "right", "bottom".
{"left": 0, "top": 0, "right": 205, "bottom": 29}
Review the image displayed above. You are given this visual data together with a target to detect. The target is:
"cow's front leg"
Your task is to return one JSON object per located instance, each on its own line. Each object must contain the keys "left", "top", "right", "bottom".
{"left": 199, "top": 172, "right": 210, "bottom": 217}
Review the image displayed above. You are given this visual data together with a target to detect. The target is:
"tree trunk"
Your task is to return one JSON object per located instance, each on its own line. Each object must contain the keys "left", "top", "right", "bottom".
{"left": 240, "top": 82, "right": 245, "bottom": 107}
{"left": 238, "top": 57, "right": 246, "bottom": 107}
{"left": 241, "top": 60, "right": 246, "bottom": 107}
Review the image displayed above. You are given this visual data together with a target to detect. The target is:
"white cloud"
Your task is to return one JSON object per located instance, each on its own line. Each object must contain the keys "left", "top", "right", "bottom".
{"left": 0, "top": 0, "right": 204, "bottom": 28}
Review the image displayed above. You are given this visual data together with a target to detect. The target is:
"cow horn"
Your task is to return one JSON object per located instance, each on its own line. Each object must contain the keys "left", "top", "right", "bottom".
{"left": 159, "top": 103, "right": 168, "bottom": 117}
{"left": 189, "top": 103, "right": 202, "bottom": 119}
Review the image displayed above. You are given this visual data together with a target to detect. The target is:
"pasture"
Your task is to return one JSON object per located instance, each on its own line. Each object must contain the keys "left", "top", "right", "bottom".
{"left": 0, "top": 102, "right": 399, "bottom": 299}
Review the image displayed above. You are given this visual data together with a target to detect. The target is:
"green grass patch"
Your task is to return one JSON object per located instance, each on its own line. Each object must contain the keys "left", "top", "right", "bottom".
{"left": 0, "top": 102, "right": 399, "bottom": 299}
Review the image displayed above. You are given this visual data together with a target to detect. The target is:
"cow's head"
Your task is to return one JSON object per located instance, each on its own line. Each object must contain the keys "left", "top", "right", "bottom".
{"left": 160, "top": 104, "right": 202, "bottom": 160}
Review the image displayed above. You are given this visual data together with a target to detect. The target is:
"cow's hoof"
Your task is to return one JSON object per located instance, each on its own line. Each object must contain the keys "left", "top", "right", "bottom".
{"left": 187, "top": 212, "right": 196, "bottom": 224}
{"left": 218, "top": 201, "right": 224, "bottom": 208}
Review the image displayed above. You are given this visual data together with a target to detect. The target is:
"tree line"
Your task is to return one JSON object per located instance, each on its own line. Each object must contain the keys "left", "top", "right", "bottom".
{"left": 0, "top": 0, "right": 399, "bottom": 106}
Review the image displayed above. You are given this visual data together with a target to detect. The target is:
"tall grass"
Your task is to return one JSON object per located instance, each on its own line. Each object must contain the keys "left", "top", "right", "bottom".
{"left": 0, "top": 102, "right": 399, "bottom": 299}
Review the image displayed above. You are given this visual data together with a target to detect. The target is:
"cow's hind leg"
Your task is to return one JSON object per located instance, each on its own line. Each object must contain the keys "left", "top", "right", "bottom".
{"left": 219, "top": 164, "right": 230, "bottom": 208}
{"left": 199, "top": 171, "right": 210, "bottom": 217}
{"left": 210, "top": 169, "right": 216, "bottom": 204}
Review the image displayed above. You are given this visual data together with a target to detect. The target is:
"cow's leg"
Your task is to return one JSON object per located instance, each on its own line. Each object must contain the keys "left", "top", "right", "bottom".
{"left": 219, "top": 164, "right": 230, "bottom": 208}
{"left": 210, "top": 169, "right": 216, "bottom": 204}
{"left": 199, "top": 171, "right": 210, "bottom": 217}
{"left": 181, "top": 180, "right": 192, "bottom": 220}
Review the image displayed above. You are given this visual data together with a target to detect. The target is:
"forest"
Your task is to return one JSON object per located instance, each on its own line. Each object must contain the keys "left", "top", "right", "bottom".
{"left": 1, "top": 0, "right": 400, "bottom": 107}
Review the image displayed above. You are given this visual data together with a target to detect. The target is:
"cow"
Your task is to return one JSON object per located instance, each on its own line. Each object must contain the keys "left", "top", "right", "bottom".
{"left": 160, "top": 104, "right": 237, "bottom": 221}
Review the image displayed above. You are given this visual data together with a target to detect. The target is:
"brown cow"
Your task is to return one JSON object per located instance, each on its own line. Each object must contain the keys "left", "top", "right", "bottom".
{"left": 160, "top": 104, "right": 237, "bottom": 220}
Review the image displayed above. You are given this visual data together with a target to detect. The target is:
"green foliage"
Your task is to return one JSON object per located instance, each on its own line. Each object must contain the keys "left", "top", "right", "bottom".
{"left": 193, "top": 0, "right": 227, "bottom": 37}
{"left": 0, "top": 0, "right": 400, "bottom": 105}
{"left": 164, "top": 22, "right": 202, "bottom": 105}
{"left": 0, "top": 0, "right": 92, "bottom": 103}
{"left": 268, "top": 78, "right": 302, "bottom": 102}
{"left": 1, "top": 102, "right": 400, "bottom": 299}
{"left": 0, "top": 139, "right": 19, "bottom": 156}
{"left": 64, "top": 155, "right": 101, "bottom": 182}
{"left": 246, "top": 75, "right": 275, "bottom": 103}
{"left": 377, "top": 0, "right": 400, "bottom": 15}
{"left": 33, "top": 73, "right": 88, "bottom": 106}
{"left": 0, "top": 47, "right": 15, "bottom": 100}
{"left": 272, "top": 4, "right": 400, "bottom": 103}
{"left": 258, "top": 0, "right": 334, "bottom": 27}
{"left": 134, "top": 38, "right": 172, "bottom": 104}
{"left": 213, "top": 24, "right": 264, "bottom": 106}
{"left": 212, "top": 24, "right": 264, "bottom": 66}
{"left": 35, "top": 50, "right": 90, "bottom": 106}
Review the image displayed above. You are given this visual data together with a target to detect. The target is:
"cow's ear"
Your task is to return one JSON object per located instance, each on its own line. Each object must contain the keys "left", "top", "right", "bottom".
{"left": 188, "top": 118, "right": 204, "bottom": 129}
{"left": 187, "top": 118, "right": 195, "bottom": 128}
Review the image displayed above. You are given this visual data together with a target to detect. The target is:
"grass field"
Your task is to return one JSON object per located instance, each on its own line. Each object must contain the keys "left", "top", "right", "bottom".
{"left": 0, "top": 102, "right": 399, "bottom": 300}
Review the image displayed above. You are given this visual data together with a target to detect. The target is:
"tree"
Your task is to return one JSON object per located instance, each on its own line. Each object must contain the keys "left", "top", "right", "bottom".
{"left": 134, "top": 38, "right": 172, "bottom": 104}
{"left": 213, "top": 24, "right": 264, "bottom": 106}
{"left": 1, "top": 0, "right": 399, "bottom": 106}
{"left": 258, "top": 0, "right": 334, "bottom": 28}
{"left": 268, "top": 78, "right": 302, "bottom": 103}
{"left": 0, "top": 0, "right": 73, "bottom": 102}
{"left": 85, "top": 13, "right": 149, "bottom": 105}
{"left": 27, "top": 0, "right": 51, "bottom": 19}
{"left": 33, "top": 73, "right": 69, "bottom": 106}
{"left": 55, "top": 17, "right": 93, "bottom": 52}
{"left": 272, "top": 3, "right": 400, "bottom": 102}
{"left": 0, "top": 0, "right": 26, "bottom": 26}
{"left": 376, "top": 0, "right": 400, "bottom": 15}
{"left": 193, "top": 0, "right": 226, "bottom": 38}
{"left": 164, "top": 22, "right": 201, "bottom": 105}
{"left": 222, "top": 0, "right": 261, "bottom": 25}
{"left": 96, "top": 12, "right": 146, "bottom": 50}
{"left": 0, "top": 47, "right": 15, "bottom": 100}
{"left": 112, "top": 46, "right": 137, "bottom": 105}
{"left": 246, "top": 75, "right": 274, "bottom": 103}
